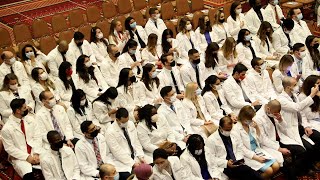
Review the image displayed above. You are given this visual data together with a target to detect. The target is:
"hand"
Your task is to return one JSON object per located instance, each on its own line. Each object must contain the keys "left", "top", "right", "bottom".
{"left": 92, "top": 62, "right": 97, "bottom": 65}
{"left": 227, "top": 160, "right": 237, "bottom": 168}
{"left": 26, "top": 155, "right": 35, "bottom": 164}
{"left": 108, "top": 109, "right": 117, "bottom": 116}
{"left": 176, "top": 94, "right": 184, "bottom": 100}
{"left": 133, "top": 162, "right": 140, "bottom": 168}
{"left": 256, "top": 156, "right": 267, "bottom": 163}
{"left": 133, "top": 61, "right": 141, "bottom": 67}
{"left": 310, "top": 84, "right": 319, "bottom": 98}
{"left": 33, "top": 154, "right": 40, "bottom": 164}
{"left": 217, "top": 74, "right": 227, "bottom": 79}
{"left": 250, "top": 121, "right": 257, "bottom": 128}
{"left": 305, "top": 127, "right": 313, "bottom": 136}
{"left": 296, "top": 74, "right": 302, "bottom": 81}
{"left": 26, "top": 106, "right": 33, "bottom": 112}
{"left": 278, "top": 148, "right": 291, "bottom": 155}
{"left": 139, "top": 157, "right": 146, "bottom": 164}
{"left": 230, "top": 114, "right": 237, "bottom": 123}
{"left": 204, "top": 121, "right": 213, "bottom": 125}
{"left": 240, "top": 21, "right": 244, "bottom": 28}
{"left": 66, "top": 140, "right": 74, "bottom": 148}
{"left": 251, "top": 100, "right": 260, "bottom": 106}
{"left": 183, "top": 135, "right": 190, "bottom": 143}
{"left": 273, "top": 113, "right": 282, "bottom": 122}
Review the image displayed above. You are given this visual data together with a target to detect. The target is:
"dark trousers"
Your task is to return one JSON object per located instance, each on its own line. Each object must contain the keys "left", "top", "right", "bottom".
{"left": 23, "top": 168, "right": 44, "bottom": 180}
{"left": 119, "top": 172, "right": 131, "bottom": 180}
{"left": 223, "top": 165, "right": 263, "bottom": 180}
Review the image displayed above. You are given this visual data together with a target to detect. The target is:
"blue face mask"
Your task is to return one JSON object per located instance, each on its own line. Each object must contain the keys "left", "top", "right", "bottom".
{"left": 113, "top": 173, "right": 120, "bottom": 180}
{"left": 195, "top": 89, "right": 202, "bottom": 96}
{"left": 130, "top": 22, "right": 137, "bottom": 29}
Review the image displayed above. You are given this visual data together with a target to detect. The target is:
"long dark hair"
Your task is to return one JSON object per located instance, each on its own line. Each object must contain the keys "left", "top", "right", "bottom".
{"left": 92, "top": 87, "right": 118, "bottom": 105}
{"left": 141, "top": 63, "right": 159, "bottom": 91}
{"left": 257, "top": 21, "right": 273, "bottom": 47}
{"left": 122, "top": 39, "right": 138, "bottom": 54}
{"left": 237, "top": 29, "right": 250, "bottom": 45}
{"left": 198, "top": 15, "right": 211, "bottom": 34}
{"left": 161, "top": 29, "right": 173, "bottom": 53}
{"left": 201, "top": 75, "right": 219, "bottom": 96}
{"left": 230, "top": 1, "right": 241, "bottom": 21}
{"left": 125, "top": 17, "right": 135, "bottom": 40}
{"left": 21, "top": 44, "right": 37, "bottom": 61}
{"left": 302, "top": 75, "right": 320, "bottom": 112}
{"left": 76, "top": 55, "right": 98, "bottom": 84}
{"left": 306, "top": 35, "right": 320, "bottom": 70}
{"left": 138, "top": 104, "right": 156, "bottom": 131}
{"left": 59, "top": 61, "right": 74, "bottom": 90}
{"left": 1, "top": 73, "right": 18, "bottom": 91}
{"left": 205, "top": 42, "right": 219, "bottom": 69}
{"left": 186, "top": 134, "right": 208, "bottom": 167}
{"left": 90, "top": 27, "right": 109, "bottom": 46}
{"left": 117, "top": 68, "right": 131, "bottom": 93}
{"left": 71, "top": 89, "right": 88, "bottom": 115}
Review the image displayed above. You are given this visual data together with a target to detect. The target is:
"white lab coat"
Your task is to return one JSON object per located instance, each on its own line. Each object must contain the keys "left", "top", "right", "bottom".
{"left": 205, "top": 130, "right": 243, "bottom": 180}
{"left": 92, "top": 100, "right": 118, "bottom": 130}
{"left": 235, "top": 40, "right": 262, "bottom": 69}
{"left": 145, "top": 18, "right": 167, "bottom": 44}
{"left": 137, "top": 116, "right": 176, "bottom": 157}
{"left": 222, "top": 76, "right": 251, "bottom": 115}
{"left": 290, "top": 56, "right": 304, "bottom": 86}
{"left": 141, "top": 46, "right": 163, "bottom": 64}
{"left": 40, "top": 146, "right": 81, "bottom": 180}
{"left": 23, "top": 54, "right": 47, "bottom": 77}
{"left": 244, "top": 8, "right": 265, "bottom": 35}
{"left": 217, "top": 50, "right": 239, "bottom": 75}
{"left": 272, "top": 69, "right": 285, "bottom": 94}
{"left": 0, "top": 86, "right": 35, "bottom": 123}
{"left": 90, "top": 40, "right": 109, "bottom": 66}
{"left": 202, "top": 90, "right": 233, "bottom": 122}
{"left": 195, "top": 27, "right": 215, "bottom": 52}
{"left": 109, "top": 31, "right": 128, "bottom": 52}
{"left": 227, "top": 13, "right": 247, "bottom": 40}
{"left": 252, "top": 35, "right": 276, "bottom": 60}
{"left": 233, "top": 123, "right": 283, "bottom": 170}
{"left": 298, "top": 93, "right": 320, "bottom": 131}
{"left": 242, "top": 69, "right": 277, "bottom": 104}
{"left": 129, "top": 25, "right": 148, "bottom": 48}
{"left": 0, "top": 61, "right": 30, "bottom": 88}
{"left": 292, "top": 20, "right": 312, "bottom": 44}
{"left": 47, "top": 46, "right": 70, "bottom": 77}
{"left": 1, "top": 115, "right": 42, "bottom": 177}
{"left": 134, "top": 81, "right": 161, "bottom": 106}
{"left": 36, "top": 105, "right": 74, "bottom": 149}
{"left": 158, "top": 67, "right": 185, "bottom": 93}
{"left": 118, "top": 52, "right": 143, "bottom": 76}
{"left": 203, "top": 65, "right": 223, "bottom": 81}
{"left": 180, "top": 61, "right": 206, "bottom": 88}
{"left": 272, "top": 28, "right": 293, "bottom": 55}
{"left": 116, "top": 84, "right": 139, "bottom": 121}
{"left": 105, "top": 121, "right": 145, "bottom": 172}
{"left": 31, "top": 81, "right": 61, "bottom": 112}
{"left": 263, "top": 4, "right": 284, "bottom": 30}
{"left": 161, "top": 39, "right": 185, "bottom": 65}
{"left": 176, "top": 31, "right": 201, "bottom": 60}
{"left": 211, "top": 23, "right": 231, "bottom": 47}
{"left": 75, "top": 134, "right": 113, "bottom": 179}
{"left": 153, "top": 156, "right": 190, "bottom": 180}
{"left": 302, "top": 49, "right": 320, "bottom": 79}
{"left": 67, "top": 39, "right": 97, "bottom": 66}
{"left": 99, "top": 57, "right": 121, "bottom": 87}
{"left": 179, "top": 149, "right": 204, "bottom": 180}
{"left": 277, "top": 91, "right": 314, "bottom": 147}
{"left": 54, "top": 77, "right": 77, "bottom": 108}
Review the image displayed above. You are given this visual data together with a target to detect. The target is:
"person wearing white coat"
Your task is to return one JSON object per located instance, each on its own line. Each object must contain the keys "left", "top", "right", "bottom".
{"left": 245, "top": 0, "right": 265, "bottom": 35}
{"left": 1, "top": 99, "right": 43, "bottom": 178}
{"left": 47, "top": 41, "right": 70, "bottom": 77}
{"left": 291, "top": 43, "right": 305, "bottom": 85}
{"left": 161, "top": 29, "right": 184, "bottom": 65}
{"left": 99, "top": 45, "right": 121, "bottom": 87}
{"left": 302, "top": 35, "right": 320, "bottom": 79}
{"left": 205, "top": 116, "right": 263, "bottom": 180}
{"left": 272, "top": 19, "right": 296, "bottom": 55}
{"left": 125, "top": 17, "right": 148, "bottom": 48}
{"left": 145, "top": 8, "right": 167, "bottom": 44}
{"left": 217, "top": 38, "right": 239, "bottom": 76}
{"left": 288, "top": 8, "right": 312, "bottom": 44}
{"left": 227, "top": 2, "right": 247, "bottom": 41}
{"left": 263, "top": 0, "right": 284, "bottom": 30}
{"left": 40, "top": 130, "right": 81, "bottom": 180}
{"left": 212, "top": 11, "right": 231, "bottom": 47}
{"left": 0, "top": 73, "right": 34, "bottom": 123}
{"left": 90, "top": 27, "right": 109, "bottom": 67}
{"left": 118, "top": 39, "right": 143, "bottom": 76}
{"left": 75, "top": 121, "right": 113, "bottom": 179}
{"left": 141, "top": 34, "right": 163, "bottom": 65}
{"left": 272, "top": 55, "right": 295, "bottom": 94}
{"left": 195, "top": 15, "right": 215, "bottom": 52}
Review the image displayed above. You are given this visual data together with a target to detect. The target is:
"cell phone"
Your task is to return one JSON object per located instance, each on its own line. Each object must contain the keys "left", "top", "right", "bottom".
{"left": 233, "top": 159, "right": 244, "bottom": 165}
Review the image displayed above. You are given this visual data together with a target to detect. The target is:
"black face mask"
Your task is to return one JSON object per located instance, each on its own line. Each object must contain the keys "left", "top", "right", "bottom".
{"left": 76, "top": 41, "right": 83, "bottom": 47}
{"left": 193, "top": 59, "right": 201, "bottom": 64}
{"left": 21, "top": 109, "right": 28, "bottom": 117}
{"left": 130, "top": 76, "right": 136, "bottom": 83}
{"left": 314, "top": 43, "right": 319, "bottom": 49}
{"left": 60, "top": 51, "right": 67, "bottom": 55}
{"left": 219, "top": 19, "right": 225, "bottom": 23}
{"left": 170, "top": 61, "right": 176, "bottom": 67}
{"left": 52, "top": 140, "right": 64, "bottom": 150}
{"left": 205, "top": 21, "right": 211, "bottom": 26}
{"left": 254, "top": 5, "right": 262, "bottom": 10}
{"left": 90, "top": 129, "right": 99, "bottom": 138}
{"left": 114, "top": 52, "right": 120, "bottom": 57}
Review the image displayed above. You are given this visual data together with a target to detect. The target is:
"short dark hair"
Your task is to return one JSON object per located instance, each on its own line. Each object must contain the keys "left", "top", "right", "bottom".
{"left": 10, "top": 98, "right": 25, "bottom": 113}
{"left": 149, "top": 7, "right": 158, "bottom": 15}
{"left": 39, "top": 90, "right": 50, "bottom": 102}
{"left": 282, "top": 19, "right": 294, "bottom": 30}
{"left": 116, "top": 108, "right": 129, "bottom": 119}
{"left": 160, "top": 86, "right": 173, "bottom": 98}
{"left": 293, "top": 43, "right": 305, "bottom": 52}
{"left": 0, "top": 52, "right": 6, "bottom": 60}
{"left": 232, "top": 63, "right": 248, "bottom": 75}
{"left": 251, "top": 57, "right": 262, "bottom": 68}
{"left": 160, "top": 53, "right": 172, "bottom": 65}
{"left": 74, "top": 31, "right": 85, "bottom": 41}
{"left": 153, "top": 148, "right": 168, "bottom": 161}
{"left": 47, "top": 130, "right": 60, "bottom": 143}
{"left": 188, "top": 49, "right": 199, "bottom": 56}
{"left": 219, "top": 116, "right": 233, "bottom": 128}
{"left": 80, "top": 120, "right": 93, "bottom": 133}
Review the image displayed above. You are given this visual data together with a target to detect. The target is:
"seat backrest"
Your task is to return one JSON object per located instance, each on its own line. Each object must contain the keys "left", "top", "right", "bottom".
{"left": 133, "top": 0, "right": 147, "bottom": 11}
{"left": 208, "top": 8, "right": 218, "bottom": 26}
{"left": 117, "top": 0, "right": 133, "bottom": 14}
{"left": 161, "top": 2, "right": 175, "bottom": 20}
{"left": 79, "top": 25, "right": 92, "bottom": 41}
{"left": 102, "top": 1, "right": 118, "bottom": 19}
{"left": 59, "top": 30, "right": 74, "bottom": 44}
{"left": 191, "top": 0, "right": 204, "bottom": 12}
{"left": 32, "top": 19, "right": 51, "bottom": 39}
{"left": 130, "top": 11, "right": 146, "bottom": 27}
{"left": 86, "top": 5, "right": 101, "bottom": 23}
{"left": 165, "top": 20, "right": 177, "bottom": 38}
{"left": 13, "top": 23, "right": 32, "bottom": 43}
{"left": 69, "top": 9, "right": 85, "bottom": 28}
{"left": 51, "top": 14, "right": 68, "bottom": 33}
{"left": 176, "top": 0, "right": 190, "bottom": 16}
{"left": 39, "top": 36, "right": 57, "bottom": 55}
{"left": 0, "top": 28, "right": 12, "bottom": 48}
{"left": 223, "top": 2, "right": 233, "bottom": 19}
{"left": 149, "top": 0, "right": 162, "bottom": 6}
{"left": 192, "top": 11, "right": 203, "bottom": 30}
{"left": 116, "top": 15, "right": 127, "bottom": 30}
{"left": 96, "top": 19, "right": 111, "bottom": 38}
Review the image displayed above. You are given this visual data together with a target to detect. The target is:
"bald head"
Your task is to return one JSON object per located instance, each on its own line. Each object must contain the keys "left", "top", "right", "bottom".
{"left": 267, "top": 99, "right": 281, "bottom": 113}
{"left": 282, "top": 76, "right": 296, "bottom": 89}
{"left": 58, "top": 40, "right": 69, "bottom": 53}
{"left": 1, "top": 51, "right": 15, "bottom": 65}
{"left": 99, "top": 164, "right": 116, "bottom": 179}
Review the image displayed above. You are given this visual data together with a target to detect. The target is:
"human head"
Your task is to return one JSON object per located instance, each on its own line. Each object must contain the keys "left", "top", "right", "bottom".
{"left": 202, "top": 75, "right": 221, "bottom": 96}
{"left": 161, "top": 29, "right": 174, "bottom": 45}
{"left": 93, "top": 87, "right": 118, "bottom": 105}
{"left": 142, "top": 63, "right": 158, "bottom": 82}
{"left": 59, "top": 61, "right": 73, "bottom": 82}
{"left": 125, "top": 16, "right": 136, "bottom": 32}
{"left": 265, "top": 99, "right": 282, "bottom": 116}
{"left": 305, "top": 35, "right": 319, "bottom": 51}
{"left": 249, "top": 0, "right": 262, "bottom": 9}
{"left": 178, "top": 17, "right": 192, "bottom": 32}
{"left": 1, "top": 51, "right": 16, "bottom": 65}
{"left": 117, "top": 68, "right": 134, "bottom": 88}
{"left": 1, "top": 73, "right": 19, "bottom": 92}
{"left": 81, "top": 120, "right": 100, "bottom": 139}
{"left": 160, "top": 53, "right": 175, "bottom": 69}
{"left": 219, "top": 116, "right": 234, "bottom": 136}
{"left": 39, "top": 90, "right": 56, "bottom": 109}
{"left": 238, "top": 105, "right": 256, "bottom": 126}
{"left": 76, "top": 55, "right": 91, "bottom": 73}
{"left": 47, "top": 130, "right": 64, "bottom": 151}
{"left": 90, "top": 27, "right": 104, "bottom": 43}
{"left": 138, "top": 104, "right": 157, "bottom": 125}
{"left": 10, "top": 98, "right": 28, "bottom": 118}
{"left": 251, "top": 57, "right": 266, "bottom": 73}
{"left": 147, "top": 33, "right": 158, "bottom": 48}
{"left": 278, "top": 55, "right": 294, "bottom": 73}
{"left": 160, "top": 86, "right": 175, "bottom": 104}
{"left": 74, "top": 31, "right": 85, "bottom": 47}
{"left": 257, "top": 21, "right": 273, "bottom": 40}
{"left": 71, "top": 89, "right": 88, "bottom": 112}
{"left": 237, "top": 29, "right": 251, "bottom": 44}
{"left": 21, "top": 44, "right": 37, "bottom": 61}
{"left": 100, "top": 164, "right": 118, "bottom": 180}
{"left": 149, "top": 7, "right": 160, "bottom": 20}
{"left": 198, "top": 15, "right": 211, "bottom": 33}
{"left": 31, "top": 67, "right": 48, "bottom": 82}
{"left": 232, "top": 63, "right": 248, "bottom": 81}
{"left": 288, "top": 8, "right": 302, "bottom": 21}
{"left": 282, "top": 19, "right": 294, "bottom": 33}
{"left": 221, "top": 37, "right": 237, "bottom": 58}
{"left": 110, "top": 19, "right": 123, "bottom": 34}
{"left": 302, "top": 75, "right": 320, "bottom": 112}
{"left": 57, "top": 40, "right": 69, "bottom": 54}
{"left": 186, "top": 134, "right": 205, "bottom": 156}
{"left": 122, "top": 39, "right": 138, "bottom": 54}
{"left": 107, "top": 44, "right": 120, "bottom": 58}
{"left": 230, "top": 1, "right": 242, "bottom": 20}
{"left": 293, "top": 43, "right": 306, "bottom": 59}
{"left": 185, "top": 82, "right": 199, "bottom": 101}
{"left": 205, "top": 42, "right": 219, "bottom": 68}
{"left": 153, "top": 148, "right": 169, "bottom": 170}
{"left": 116, "top": 108, "right": 129, "bottom": 128}
{"left": 282, "top": 76, "right": 298, "bottom": 95}
{"left": 134, "top": 164, "right": 153, "bottom": 180}
{"left": 269, "top": 0, "right": 279, "bottom": 5}
{"left": 213, "top": 9, "right": 225, "bottom": 25}
{"left": 188, "top": 49, "right": 200, "bottom": 64}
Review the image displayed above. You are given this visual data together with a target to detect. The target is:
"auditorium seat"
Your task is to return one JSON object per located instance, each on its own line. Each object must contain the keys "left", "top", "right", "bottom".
{"left": 192, "top": 11, "right": 204, "bottom": 30}
{"left": 51, "top": 14, "right": 69, "bottom": 33}
{"left": 149, "top": 0, "right": 162, "bottom": 7}
{"left": 165, "top": 20, "right": 177, "bottom": 37}
{"left": 117, "top": 15, "right": 127, "bottom": 29}
{"left": 191, "top": 0, "right": 204, "bottom": 12}
{"left": 79, "top": 24, "right": 92, "bottom": 41}
{"left": 96, "top": 19, "right": 111, "bottom": 38}
{"left": 32, "top": 19, "right": 51, "bottom": 39}
{"left": 223, "top": 2, "right": 233, "bottom": 18}
{"left": 86, "top": 5, "right": 102, "bottom": 24}
{"left": 13, "top": 23, "right": 33, "bottom": 43}
{"left": 133, "top": 0, "right": 148, "bottom": 11}
{"left": 59, "top": 30, "right": 74, "bottom": 43}
{"left": 39, "top": 36, "right": 57, "bottom": 55}
{"left": 176, "top": 0, "right": 191, "bottom": 16}
{"left": 69, "top": 9, "right": 86, "bottom": 28}
{"left": 117, "top": 0, "right": 133, "bottom": 14}
{"left": 102, "top": 1, "right": 118, "bottom": 19}
{"left": 0, "top": 28, "right": 12, "bottom": 48}
{"left": 131, "top": 10, "right": 146, "bottom": 27}
{"left": 161, "top": 2, "right": 176, "bottom": 20}
{"left": 208, "top": 8, "right": 218, "bottom": 26}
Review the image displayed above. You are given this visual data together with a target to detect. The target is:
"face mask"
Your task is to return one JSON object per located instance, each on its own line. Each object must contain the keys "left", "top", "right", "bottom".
{"left": 244, "top": 34, "right": 252, "bottom": 41}
{"left": 273, "top": 0, "right": 278, "bottom": 5}
{"left": 284, "top": 30, "right": 291, "bottom": 34}
{"left": 130, "top": 22, "right": 137, "bottom": 29}
{"left": 9, "top": 84, "right": 18, "bottom": 91}
{"left": 259, "top": 63, "right": 266, "bottom": 71}
{"left": 52, "top": 140, "right": 64, "bottom": 150}
{"left": 21, "top": 109, "right": 29, "bottom": 117}
{"left": 193, "top": 59, "right": 200, "bottom": 64}
{"left": 167, "top": 38, "right": 173, "bottom": 43}
{"left": 236, "top": 9, "right": 242, "bottom": 14}
{"left": 254, "top": 5, "right": 262, "bottom": 10}
{"left": 49, "top": 99, "right": 56, "bottom": 108}
{"left": 76, "top": 41, "right": 83, "bottom": 47}
{"left": 155, "top": 14, "right": 161, "bottom": 19}
{"left": 297, "top": 13, "right": 303, "bottom": 20}
{"left": 186, "top": 24, "right": 192, "bottom": 31}
{"left": 299, "top": 51, "right": 306, "bottom": 58}
{"left": 80, "top": 99, "right": 86, "bottom": 106}
{"left": 194, "top": 149, "right": 203, "bottom": 155}
{"left": 90, "top": 129, "right": 100, "bottom": 138}
{"left": 85, "top": 61, "right": 92, "bottom": 68}
{"left": 219, "top": 19, "right": 225, "bottom": 23}
{"left": 170, "top": 96, "right": 176, "bottom": 103}
{"left": 239, "top": 74, "right": 246, "bottom": 81}
{"left": 66, "top": 68, "right": 73, "bottom": 76}
{"left": 220, "top": 128, "right": 231, "bottom": 137}
{"left": 151, "top": 114, "right": 159, "bottom": 123}
{"left": 205, "top": 21, "right": 211, "bottom": 26}
{"left": 214, "top": 84, "right": 222, "bottom": 91}
{"left": 111, "top": 173, "right": 120, "bottom": 180}
{"left": 25, "top": 52, "right": 35, "bottom": 59}
{"left": 286, "top": 66, "right": 292, "bottom": 72}
{"left": 40, "top": 72, "right": 48, "bottom": 81}
{"left": 96, "top": 33, "right": 104, "bottom": 39}
{"left": 170, "top": 61, "right": 176, "bottom": 67}
{"left": 244, "top": 120, "right": 252, "bottom": 126}
{"left": 9, "top": 57, "right": 16, "bottom": 65}
{"left": 130, "top": 76, "right": 136, "bottom": 83}
{"left": 119, "top": 121, "right": 128, "bottom": 128}
{"left": 292, "top": 85, "right": 299, "bottom": 94}
{"left": 314, "top": 43, "right": 319, "bottom": 49}
{"left": 129, "top": 49, "right": 136, "bottom": 55}
{"left": 195, "top": 89, "right": 202, "bottom": 96}
{"left": 151, "top": 71, "right": 159, "bottom": 78}
{"left": 114, "top": 52, "right": 121, "bottom": 58}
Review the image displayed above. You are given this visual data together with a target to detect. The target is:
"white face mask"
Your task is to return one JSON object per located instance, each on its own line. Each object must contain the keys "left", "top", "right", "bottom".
{"left": 40, "top": 72, "right": 48, "bottom": 81}
{"left": 214, "top": 84, "right": 222, "bottom": 91}
{"left": 186, "top": 24, "right": 192, "bottom": 31}
{"left": 9, "top": 84, "right": 18, "bottom": 91}
{"left": 236, "top": 9, "right": 242, "bottom": 14}
{"left": 244, "top": 34, "right": 252, "bottom": 41}
{"left": 194, "top": 149, "right": 203, "bottom": 155}
{"left": 299, "top": 51, "right": 306, "bottom": 58}
{"left": 9, "top": 57, "right": 16, "bottom": 65}
{"left": 151, "top": 114, "right": 159, "bottom": 123}
{"left": 80, "top": 99, "right": 86, "bottom": 106}
{"left": 48, "top": 99, "right": 56, "bottom": 108}
{"left": 195, "top": 89, "right": 202, "bottom": 96}
{"left": 155, "top": 14, "right": 161, "bottom": 19}
{"left": 151, "top": 71, "right": 159, "bottom": 78}
{"left": 167, "top": 38, "right": 173, "bottom": 43}
{"left": 244, "top": 120, "right": 252, "bottom": 126}
{"left": 292, "top": 85, "right": 299, "bottom": 94}
{"left": 220, "top": 128, "right": 231, "bottom": 137}
{"left": 273, "top": 0, "right": 278, "bottom": 5}
{"left": 170, "top": 96, "right": 176, "bottom": 103}
{"left": 297, "top": 13, "right": 303, "bottom": 20}
{"left": 85, "top": 61, "right": 92, "bottom": 68}
{"left": 119, "top": 121, "right": 128, "bottom": 128}
{"left": 96, "top": 33, "right": 104, "bottom": 39}
{"left": 259, "top": 63, "right": 267, "bottom": 71}
{"left": 25, "top": 52, "right": 35, "bottom": 59}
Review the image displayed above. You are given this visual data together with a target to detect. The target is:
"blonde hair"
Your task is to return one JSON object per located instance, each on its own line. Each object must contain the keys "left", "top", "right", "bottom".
{"left": 185, "top": 82, "right": 198, "bottom": 102}
{"left": 221, "top": 37, "right": 237, "bottom": 59}
{"left": 238, "top": 105, "right": 260, "bottom": 136}
{"left": 212, "top": 9, "right": 224, "bottom": 25}
{"left": 278, "top": 55, "right": 294, "bottom": 74}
